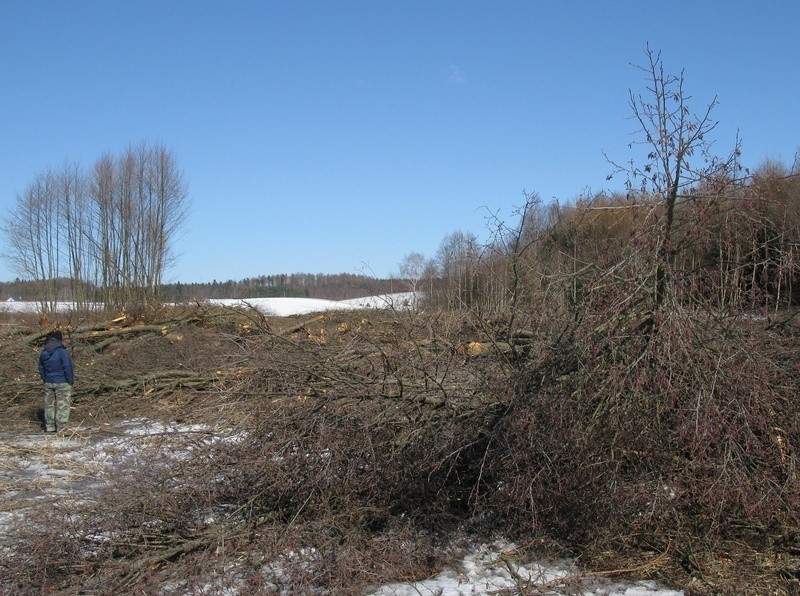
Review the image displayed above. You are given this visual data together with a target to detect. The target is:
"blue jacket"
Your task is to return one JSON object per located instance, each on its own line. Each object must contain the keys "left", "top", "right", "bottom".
{"left": 38, "top": 336, "right": 74, "bottom": 385}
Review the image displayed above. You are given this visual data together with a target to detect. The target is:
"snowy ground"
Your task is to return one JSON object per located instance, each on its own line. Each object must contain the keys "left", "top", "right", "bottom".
{"left": 0, "top": 292, "right": 421, "bottom": 317}
{"left": 369, "top": 544, "right": 682, "bottom": 596}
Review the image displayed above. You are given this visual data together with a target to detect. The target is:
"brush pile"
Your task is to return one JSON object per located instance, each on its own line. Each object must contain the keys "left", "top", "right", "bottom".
{"left": 1, "top": 300, "right": 799, "bottom": 594}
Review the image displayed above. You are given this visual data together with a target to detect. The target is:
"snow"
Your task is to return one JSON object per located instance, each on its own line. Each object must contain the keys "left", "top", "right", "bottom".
{"left": 205, "top": 292, "right": 420, "bottom": 315}
{"left": 368, "top": 542, "right": 683, "bottom": 595}
{"left": 0, "top": 300, "right": 82, "bottom": 313}
{"left": 0, "top": 293, "right": 421, "bottom": 316}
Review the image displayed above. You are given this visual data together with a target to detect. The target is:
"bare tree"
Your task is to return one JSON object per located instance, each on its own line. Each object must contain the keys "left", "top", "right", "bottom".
{"left": 398, "top": 252, "right": 428, "bottom": 294}
{"left": 435, "top": 231, "right": 481, "bottom": 309}
{"left": 89, "top": 153, "right": 118, "bottom": 306}
{"left": 2, "top": 170, "right": 62, "bottom": 311}
{"left": 58, "top": 160, "right": 91, "bottom": 308}
{"left": 606, "top": 44, "right": 742, "bottom": 309}
{"left": 142, "top": 142, "right": 189, "bottom": 302}
{"left": 3, "top": 142, "right": 189, "bottom": 310}
{"left": 85, "top": 142, "right": 189, "bottom": 308}
{"left": 483, "top": 191, "right": 550, "bottom": 327}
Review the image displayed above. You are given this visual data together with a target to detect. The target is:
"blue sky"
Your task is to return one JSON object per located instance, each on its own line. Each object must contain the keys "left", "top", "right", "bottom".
{"left": 1, "top": 1, "right": 798, "bottom": 283}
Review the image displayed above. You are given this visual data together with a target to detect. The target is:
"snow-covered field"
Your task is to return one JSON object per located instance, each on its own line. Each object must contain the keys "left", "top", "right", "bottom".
{"left": 206, "top": 292, "right": 420, "bottom": 316}
{"left": 0, "top": 292, "right": 421, "bottom": 317}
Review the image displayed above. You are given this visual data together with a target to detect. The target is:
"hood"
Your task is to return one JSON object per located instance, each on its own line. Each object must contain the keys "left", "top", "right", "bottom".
{"left": 42, "top": 336, "right": 64, "bottom": 354}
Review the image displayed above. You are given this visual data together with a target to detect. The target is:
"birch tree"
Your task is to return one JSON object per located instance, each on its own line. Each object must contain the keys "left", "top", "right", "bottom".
{"left": 3, "top": 142, "right": 189, "bottom": 310}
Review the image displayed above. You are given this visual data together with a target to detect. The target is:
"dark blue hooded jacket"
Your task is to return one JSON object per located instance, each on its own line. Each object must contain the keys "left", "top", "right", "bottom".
{"left": 38, "top": 336, "right": 74, "bottom": 385}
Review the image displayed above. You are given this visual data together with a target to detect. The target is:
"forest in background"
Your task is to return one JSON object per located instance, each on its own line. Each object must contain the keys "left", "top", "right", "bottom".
{"left": 0, "top": 272, "right": 402, "bottom": 303}
{"left": 3, "top": 148, "right": 800, "bottom": 315}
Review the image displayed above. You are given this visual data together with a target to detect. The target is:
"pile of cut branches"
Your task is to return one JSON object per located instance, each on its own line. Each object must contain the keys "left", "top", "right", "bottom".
{"left": 477, "top": 285, "right": 800, "bottom": 593}
{"left": 0, "top": 304, "right": 514, "bottom": 593}
{"left": 3, "top": 300, "right": 800, "bottom": 594}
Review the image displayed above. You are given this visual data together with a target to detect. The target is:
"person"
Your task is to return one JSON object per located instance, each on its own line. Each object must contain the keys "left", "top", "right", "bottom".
{"left": 38, "top": 330, "right": 74, "bottom": 432}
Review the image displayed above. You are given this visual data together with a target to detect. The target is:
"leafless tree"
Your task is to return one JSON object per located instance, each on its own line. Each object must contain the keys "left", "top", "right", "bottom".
{"left": 398, "top": 252, "right": 428, "bottom": 294}
{"left": 58, "top": 160, "right": 92, "bottom": 308}
{"left": 606, "top": 44, "right": 743, "bottom": 309}
{"left": 3, "top": 142, "right": 189, "bottom": 310}
{"left": 2, "top": 170, "right": 62, "bottom": 311}
{"left": 142, "top": 142, "right": 189, "bottom": 301}
{"left": 435, "top": 230, "right": 482, "bottom": 309}
{"left": 87, "top": 142, "right": 189, "bottom": 308}
{"left": 89, "top": 153, "right": 118, "bottom": 306}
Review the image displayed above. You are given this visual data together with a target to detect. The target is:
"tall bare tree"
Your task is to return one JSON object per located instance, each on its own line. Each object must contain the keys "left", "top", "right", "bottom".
{"left": 3, "top": 142, "right": 189, "bottom": 310}
{"left": 89, "top": 153, "right": 118, "bottom": 306}
{"left": 398, "top": 252, "right": 429, "bottom": 294}
{"left": 435, "top": 230, "right": 481, "bottom": 309}
{"left": 606, "top": 44, "right": 743, "bottom": 310}
{"left": 2, "top": 170, "right": 62, "bottom": 311}
{"left": 142, "top": 142, "right": 189, "bottom": 301}
{"left": 86, "top": 142, "right": 189, "bottom": 308}
{"left": 57, "top": 160, "right": 91, "bottom": 308}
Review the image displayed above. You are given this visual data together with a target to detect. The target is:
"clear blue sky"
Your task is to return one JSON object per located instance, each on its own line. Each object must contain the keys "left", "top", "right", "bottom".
{"left": 1, "top": 1, "right": 798, "bottom": 283}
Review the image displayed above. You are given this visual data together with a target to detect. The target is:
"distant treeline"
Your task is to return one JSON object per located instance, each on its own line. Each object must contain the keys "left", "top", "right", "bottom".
{"left": 161, "top": 273, "right": 405, "bottom": 301}
{"left": 0, "top": 273, "right": 406, "bottom": 303}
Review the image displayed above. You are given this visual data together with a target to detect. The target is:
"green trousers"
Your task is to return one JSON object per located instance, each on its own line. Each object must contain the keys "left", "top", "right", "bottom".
{"left": 43, "top": 382, "right": 72, "bottom": 431}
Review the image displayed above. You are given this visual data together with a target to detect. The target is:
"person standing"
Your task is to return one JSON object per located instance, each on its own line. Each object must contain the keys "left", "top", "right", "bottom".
{"left": 38, "top": 330, "right": 74, "bottom": 433}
